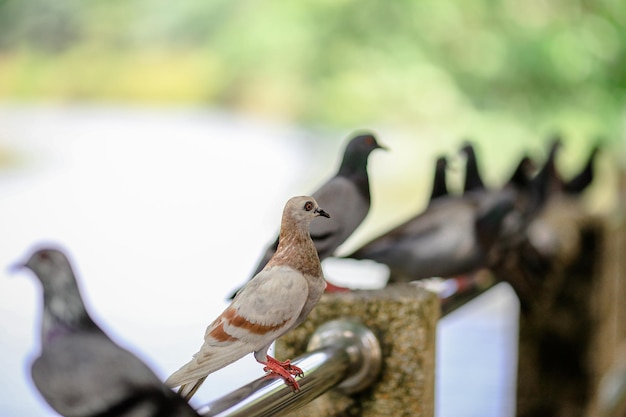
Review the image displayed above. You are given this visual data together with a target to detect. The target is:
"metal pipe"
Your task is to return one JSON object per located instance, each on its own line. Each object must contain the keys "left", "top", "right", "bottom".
{"left": 415, "top": 272, "right": 497, "bottom": 317}
{"left": 198, "top": 320, "right": 382, "bottom": 417}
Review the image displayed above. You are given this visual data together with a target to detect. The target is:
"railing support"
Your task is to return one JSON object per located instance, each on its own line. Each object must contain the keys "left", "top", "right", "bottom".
{"left": 277, "top": 284, "right": 439, "bottom": 417}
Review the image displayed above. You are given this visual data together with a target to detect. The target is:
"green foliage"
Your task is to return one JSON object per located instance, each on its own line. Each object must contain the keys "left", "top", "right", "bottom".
{"left": 0, "top": 0, "right": 624, "bottom": 137}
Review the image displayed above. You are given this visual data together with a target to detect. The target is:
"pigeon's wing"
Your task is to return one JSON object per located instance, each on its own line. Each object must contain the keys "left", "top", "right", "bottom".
{"left": 166, "top": 266, "right": 309, "bottom": 388}
{"left": 228, "top": 265, "right": 310, "bottom": 342}
{"left": 348, "top": 197, "right": 479, "bottom": 263}
{"left": 32, "top": 333, "right": 168, "bottom": 417}
{"left": 311, "top": 176, "right": 369, "bottom": 258}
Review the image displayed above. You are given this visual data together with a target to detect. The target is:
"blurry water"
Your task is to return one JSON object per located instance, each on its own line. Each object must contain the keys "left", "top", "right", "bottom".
{"left": 0, "top": 105, "right": 518, "bottom": 416}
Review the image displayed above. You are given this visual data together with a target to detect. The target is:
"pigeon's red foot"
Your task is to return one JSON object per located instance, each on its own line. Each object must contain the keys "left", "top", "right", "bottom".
{"left": 324, "top": 280, "right": 350, "bottom": 293}
{"left": 260, "top": 356, "right": 303, "bottom": 392}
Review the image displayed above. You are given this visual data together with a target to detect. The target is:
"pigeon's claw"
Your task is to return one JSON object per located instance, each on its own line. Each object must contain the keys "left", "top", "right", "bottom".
{"left": 262, "top": 356, "right": 303, "bottom": 391}
{"left": 266, "top": 356, "right": 304, "bottom": 377}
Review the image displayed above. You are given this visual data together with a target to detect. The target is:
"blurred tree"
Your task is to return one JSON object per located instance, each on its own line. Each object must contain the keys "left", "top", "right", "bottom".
{"left": 0, "top": 0, "right": 623, "bottom": 137}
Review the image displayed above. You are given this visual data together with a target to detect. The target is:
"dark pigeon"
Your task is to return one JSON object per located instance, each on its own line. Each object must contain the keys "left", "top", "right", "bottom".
{"left": 229, "top": 132, "right": 386, "bottom": 299}
{"left": 527, "top": 136, "right": 563, "bottom": 217}
{"left": 460, "top": 142, "right": 485, "bottom": 194}
{"left": 507, "top": 155, "right": 535, "bottom": 191}
{"left": 346, "top": 147, "right": 542, "bottom": 282}
{"left": 428, "top": 156, "right": 449, "bottom": 203}
{"left": 14, "top": 247, "right": 201, "bottom": 417}
{"left": 346, "top": 189, "right": 515, "bottom": 282}
{"left": 563, "top": 143, "right": 600, "bottom": 195}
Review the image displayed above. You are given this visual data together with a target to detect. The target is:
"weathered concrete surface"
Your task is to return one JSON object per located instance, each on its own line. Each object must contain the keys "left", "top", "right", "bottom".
{"left": 275, "top": 284, "right": 439, "bottom": 417}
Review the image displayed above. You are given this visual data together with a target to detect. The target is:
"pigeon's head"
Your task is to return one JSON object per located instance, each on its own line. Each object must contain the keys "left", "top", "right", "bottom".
{"left": 547, "top": 133, "right": 563, "bottom": 152}
{"left": 518, "top": 156, "right": 536, "bottom": 176}
{"left": 284, "top": 196, "right": 330, "bottom": 225}
{"left": 459, "top": 141, "right": 477, "bottom": 158}
{"left": 347, "top": 133, "right": 386, "bottom": 155}
{"left": 339, "top": 133, "right": 387, "bottom": 174}
{"left": 13, "top": 248, "right": 74, "bottom": 286}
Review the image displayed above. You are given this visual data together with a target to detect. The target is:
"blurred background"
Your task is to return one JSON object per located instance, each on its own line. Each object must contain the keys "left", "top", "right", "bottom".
{"left": 0, "top": 1, "right": 624, "bottom": 416}
{"left": 1, "top": 0, "right": 625, "bottom": 136}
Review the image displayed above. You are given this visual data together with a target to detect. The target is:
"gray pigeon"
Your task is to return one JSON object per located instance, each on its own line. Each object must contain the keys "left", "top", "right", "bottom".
{"left": 228, "top": 132, "right": 386, "bottom": 299}
{"left": 14, "top": 247, "right": 201, "bottom": 417}
{"left": 346, "top": 190, "right": 515, "bottom": 282}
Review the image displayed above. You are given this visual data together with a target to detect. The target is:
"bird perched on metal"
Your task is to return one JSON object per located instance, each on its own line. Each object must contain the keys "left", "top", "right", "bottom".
{"left": 346, "top": 190, "right": 514, "bottom": 282}
{"left": 167, "top": 196, "right": 330, "bottom": 400}
{"left": 228, "top": 133, "right": 386, "bottom": 299}
{"left": 13, "top": 247, "right": 201, "bottom": 417}
{"left": 428, "top": 156, "right": 449, "bottom": 203}
{"left": 346, "top": 143, "right": 526, "bottom": 282}
{"left": 460, "top": 142, "right": 485, "bottom": 194}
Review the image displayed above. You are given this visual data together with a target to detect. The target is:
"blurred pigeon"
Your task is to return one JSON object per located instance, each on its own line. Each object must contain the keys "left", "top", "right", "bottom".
{"left": 562, "top": 143, "right": 600, "bottom": 195}
{"left": 228, "top": 133, "right": 385, "bottom": 299}
{"left": 528, "top": 136, "right": 563, "bottom": 216}
{"left": 460, "top": 142, "right": 485, "bottom": 194}
{"left": 167, "top": 196, "right": 330, "bottom": 400}
{"left": 507, "top": 155, "right": 535, "bottom": 190}
{"left": 346, "top": 189, "right": 515, "bottom": 282}
{"left": 345, "top": 141, "right": 525, "bottom": 281}
{"left": 496, "top": 155, "right": 537, "bottom": 233}
{"left": 482, "top": 155, "right": 538, "bottom": 261}
{"left": 14, "top": 248, "right": 201, "bottom": 417}
{"left": 428, "top": 156, "right": 449, "bottom": 203}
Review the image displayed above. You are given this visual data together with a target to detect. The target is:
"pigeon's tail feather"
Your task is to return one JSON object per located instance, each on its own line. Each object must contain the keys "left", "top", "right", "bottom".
{"left": 178, "top": 376, "right": 207, "bottom": 402}
{"left": 165, "top": 342, "right": 253, "bottom": 399}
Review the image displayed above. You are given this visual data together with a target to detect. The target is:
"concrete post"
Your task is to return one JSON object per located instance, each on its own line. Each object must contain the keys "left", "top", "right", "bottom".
{"left": 275, "top": 284, "right": 439, "bottom": 417}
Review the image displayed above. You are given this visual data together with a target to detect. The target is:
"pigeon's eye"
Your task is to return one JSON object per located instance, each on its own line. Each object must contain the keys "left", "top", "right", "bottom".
{"left": 37, "top": 252, "right": 51, "bottom": 262}
{"left": 365, "top": 136, "right": 374, "bottom": 146}
{"left": 304, "top": 201, "right": 313, "bottom": 211}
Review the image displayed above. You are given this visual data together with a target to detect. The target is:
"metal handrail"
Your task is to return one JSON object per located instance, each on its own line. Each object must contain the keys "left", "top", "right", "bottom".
{"left": 411, "top": 271, "right": 497, "bottom": 317}
{"left": 197, "top": 277, "right": 499, "bottom": 417}
{"left": 198, "top": 320, "right": 381, "bottom": 417}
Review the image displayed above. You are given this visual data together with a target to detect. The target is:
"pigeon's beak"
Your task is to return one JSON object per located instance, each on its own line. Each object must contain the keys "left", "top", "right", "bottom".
{"left": 376, "top": 142, "right": 389, "bottom": 151}
{"left": 315, "top": 207, "right": 330, "bottom": 218}
{"left": 7, "top": 260, "right": 26, "bottom": 275}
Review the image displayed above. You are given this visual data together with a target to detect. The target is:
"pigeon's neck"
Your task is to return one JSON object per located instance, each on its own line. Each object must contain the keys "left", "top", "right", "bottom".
{"left": 464, "top": 153, "right": 484, "bottom": 193}
{"left": 337, "top": 156, "right": 371, "bottom": 201}
{"left": 41, "top": 278, "right": 97, "bottom": 343}
{"left": 534, "top": 148, "right": 560, "bottom": 195}
{"left": 269, "top": 218, "right": 322, "bottom": 277}
{"left": 565, "top": 147, "right": 597, "bottom": 194}
{"left": 429, "top": 165, "right": 448, "bottom": 201}
{"left": 508, "top": 160, "right": 531, "bottom": 189}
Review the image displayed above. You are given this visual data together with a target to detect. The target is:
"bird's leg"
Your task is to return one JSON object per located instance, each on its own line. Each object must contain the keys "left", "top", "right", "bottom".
{"left": 266, "top": 355, "right": 304, "bottom": 377}
{"left": 258, "top": 355, "right": 303, "bottom": 392}
{"left": 324, "top": 280, "right": 350, "bottom": 293}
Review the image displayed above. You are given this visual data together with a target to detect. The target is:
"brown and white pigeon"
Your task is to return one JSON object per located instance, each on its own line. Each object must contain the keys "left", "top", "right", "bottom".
{"left": 166, "top": 196, "right": 330, "bottom": 400}
{"left": 228, "top": 133, "right": 385, "bottom": 299}
{"left": 14, "top": 247, "right": 201, "bottom": 417}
